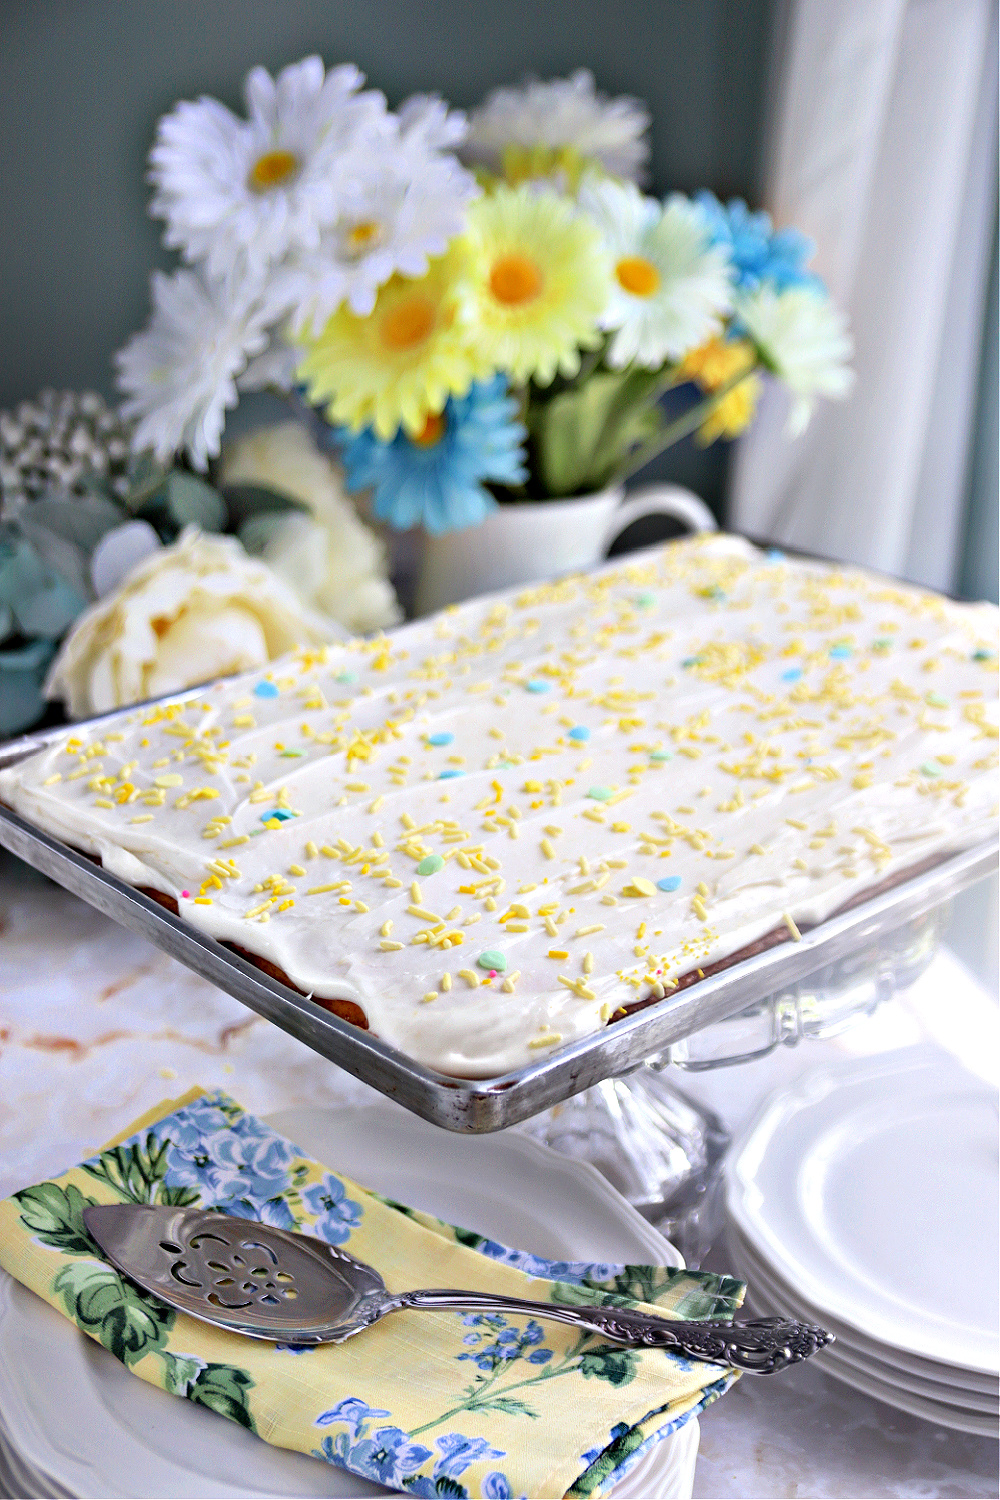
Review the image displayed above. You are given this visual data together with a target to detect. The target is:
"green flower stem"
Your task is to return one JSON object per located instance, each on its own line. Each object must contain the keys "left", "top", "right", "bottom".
{"left": 409, "top": 1332, "right": 593, "bottom": 1437}
{"left": 617, "top": 367, "right": 759, "bottom": 484}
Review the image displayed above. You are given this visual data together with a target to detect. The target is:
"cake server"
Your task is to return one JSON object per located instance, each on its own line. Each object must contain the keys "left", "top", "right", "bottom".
{"left": 83, "top": 1203, "right": 831, "bottom": 1374}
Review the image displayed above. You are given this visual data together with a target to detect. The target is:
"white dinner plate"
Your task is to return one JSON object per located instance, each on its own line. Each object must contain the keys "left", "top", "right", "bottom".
{"left": 726, "top": 1046, "right": 1000, "bottom": 1374}
{"left": 0, "top": 1102, "right": 699, "bottom": 1500}
{"left": 742, "top": 1272, "right": 998, "bottom": 1439}
{"left": 726, "top": 1228, "right": 999, "bottom": 1417}
{"left": 726, "top": 1224, "right": 999, "bottom": 1401}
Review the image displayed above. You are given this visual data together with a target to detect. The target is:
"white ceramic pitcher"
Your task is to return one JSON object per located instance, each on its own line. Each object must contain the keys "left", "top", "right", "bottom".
{"left": 414, "top": 484, "right": 716, "bottom": 615}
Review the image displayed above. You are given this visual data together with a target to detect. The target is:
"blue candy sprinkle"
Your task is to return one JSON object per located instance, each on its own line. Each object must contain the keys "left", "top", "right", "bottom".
{"left": 254, "top": 681, "right": 279, "bottom": 698}
{"left": 261, "top": 808, "right": 296, "bottom": 823}
{"left": 766, "top": 549, "right": 785, "bottom": 562}
{"left": 635, "top": 592, "right": 656, "bottom": 608}
{"left": 829, "top": 644, "right": 852, "bottom": 659}
{"left": 657, "top": 876, "right": 682, "bottom": 892}
{"left": 335, "top": 670, "right": 357, "bottom": 684}
{"left": 973, "top": 649, "right": 994, "bottom": 662}
{"left": 781, "top": 667, "right": 803, "bottom": 682}
{"left": 427, "top": 732, "right": 454, "bottom": 746}
{"left": 649, "top": 749, "right": 672, "bottom": 763}
{"left": 568, "top": 726, "right": 591, "bottom": 742}
{"left": 438, "top": 769, "right": 463, "bottom": 779}
{"left": 682, "top": 657, "right": 701, "bottom": 669}
{"left": 525, "top": 680, "right": 549, "bottom": 693}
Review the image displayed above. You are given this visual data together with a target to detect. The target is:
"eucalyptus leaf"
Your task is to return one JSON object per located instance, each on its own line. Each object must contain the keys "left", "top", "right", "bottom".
{"left": 238, "top": 511, "right": 294, "bottom": 556}
{"left": 0, "top": 601, "right": 12, "bottom": 641}
{"left": 123, "top": 452, "right": 171, "bottom": 512}
{"left": 220, "top": 483, "right": 306, "bottom": 529}
{"left": 0, "top": 535, "right": 87, "bottom": 637}
{"left": 17, "top": 492, "right": 126, "bottom": 600}
{"left": 0, "top": 635, "right": 55, "bottom": 736}
{"left": 165, "top": 472, "right": 227, "bottom": 532}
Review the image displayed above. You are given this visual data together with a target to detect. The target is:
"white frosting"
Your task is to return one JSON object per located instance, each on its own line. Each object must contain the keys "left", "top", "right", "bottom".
{"left": 3, "top": 535, "right": 997, "bottom": 1078}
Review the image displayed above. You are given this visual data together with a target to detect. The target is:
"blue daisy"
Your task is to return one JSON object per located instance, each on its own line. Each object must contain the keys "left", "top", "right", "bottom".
{"left": 695, "top": 191, "right": 821, "bottom": 293}
{"left": 338, "top": 376, "right": 527, "bottom": 534}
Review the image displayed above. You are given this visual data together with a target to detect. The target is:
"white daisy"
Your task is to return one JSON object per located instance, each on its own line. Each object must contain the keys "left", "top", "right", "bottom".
{"left": 148, "top": 55, "right": 388, "bottom": 278}
{"left": 463, "top": 70, "right": 650, "bottom": 182}
{"left": 581, "top": 181, "right": 732, "bottom": 368}
{"left": 736, "top": 284, "right": 854, "bottom": 435}
{"left": 396, "top": 93, "right": 468, "bottom": 152}
{"left": 115, "top": 268, "right": 270, "bottom": 470}
{"left": 266, "top": 132, "right": 479, "bottom": 327}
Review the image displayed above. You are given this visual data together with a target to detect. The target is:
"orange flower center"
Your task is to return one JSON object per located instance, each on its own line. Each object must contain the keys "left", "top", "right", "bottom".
{"left": 380, "top": 295, "right": 437, "bottom": 352}
{"left": 489, "top": 252, "right": 544, "bottom": 307}
{"left": 248, "top": 150, "right": 300, "bottom": 192}
{"left": 412, "top": 412, "right": 447, "bottom": 447}
{"left": 615, "top": 256, "right": 660, "bottom": 297}
{"left": 345, "top": 220, "right": 382, "bottom": 254}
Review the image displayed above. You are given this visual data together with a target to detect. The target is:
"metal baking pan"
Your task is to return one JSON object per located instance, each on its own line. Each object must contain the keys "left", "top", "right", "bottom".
{"left": 1, "top": 706, "right": 996, "bottom": 1132}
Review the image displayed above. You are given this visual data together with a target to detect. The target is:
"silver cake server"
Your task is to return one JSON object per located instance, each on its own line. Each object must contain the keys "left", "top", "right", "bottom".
{"left": 83, "top": 1204, "right": 832, "bottom": 1374}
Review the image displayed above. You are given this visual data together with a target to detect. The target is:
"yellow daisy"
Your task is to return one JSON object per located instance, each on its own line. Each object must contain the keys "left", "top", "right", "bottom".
{"left": 294, "top": 244, "right": 488, "bottom": 440}
{"left": 461, "top": 185, "right": 609, "bottom": 385}
{"left": 676, "top": 335, "right": 762, "bottom": 444}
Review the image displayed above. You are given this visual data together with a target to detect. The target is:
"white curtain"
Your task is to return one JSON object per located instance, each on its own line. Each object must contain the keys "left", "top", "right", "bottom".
{"left": 730, "top": 0, "right": 998, "bottom": 594}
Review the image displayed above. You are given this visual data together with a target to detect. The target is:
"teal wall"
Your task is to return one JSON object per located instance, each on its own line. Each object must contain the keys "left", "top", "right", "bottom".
{"left": 0, "top": 0, "right": 776, "bottom": 512}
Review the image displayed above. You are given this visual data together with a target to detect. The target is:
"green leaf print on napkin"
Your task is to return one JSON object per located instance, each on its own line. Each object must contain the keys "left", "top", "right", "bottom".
{"left": 53, "top": 1259, "right": 174, "bottom": 1366}
{"left": 12, "top": 1181, "right": 100, "bottom": 1257}
{"left": 81, "top": 1132, "right": 199, "bottom": 1207}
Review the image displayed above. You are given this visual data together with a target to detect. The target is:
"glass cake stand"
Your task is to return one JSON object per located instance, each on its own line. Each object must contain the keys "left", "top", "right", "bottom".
{"left": 520, "top": 901, "right": 951, "bottom": 1267}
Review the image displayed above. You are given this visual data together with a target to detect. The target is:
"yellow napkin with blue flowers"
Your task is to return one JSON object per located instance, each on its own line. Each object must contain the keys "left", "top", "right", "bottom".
{"left": 0, "top": 1088, "right": 744, "bottom": 1498}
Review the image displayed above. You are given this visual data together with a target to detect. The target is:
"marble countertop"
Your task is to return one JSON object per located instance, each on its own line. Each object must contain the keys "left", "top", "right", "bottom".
{"left": 1, "top": 847, "right": 996, "bottom": 1498}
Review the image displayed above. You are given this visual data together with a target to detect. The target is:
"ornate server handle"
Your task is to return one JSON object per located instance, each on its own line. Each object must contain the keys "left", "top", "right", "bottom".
{"left": 390, "top": 1291, "right": 832, "bottom": 1374}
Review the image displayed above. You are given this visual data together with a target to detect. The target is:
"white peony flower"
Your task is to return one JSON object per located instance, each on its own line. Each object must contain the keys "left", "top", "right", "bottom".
{"left": 736, "top": 285, "right": 855, "bottom": 435}
{"left": 45, "top": 526, "right": 338, "bottom": 718}
{"left": 581, "top": 181, "right": 732, "bottom": 368}
{"left": 115, "top": 268, "right": 270, "bottom": 470}
{"left": 148, "top": 55, "right": 389, "bottom": 279}
{"left": 266, "top": 129, "right": 479, "bottom": 327}
{"left": 463, "top": 70, "right": 650, "bottom": 182}
{"left": 220, "top": 422, "right": 401, "bottom": 634}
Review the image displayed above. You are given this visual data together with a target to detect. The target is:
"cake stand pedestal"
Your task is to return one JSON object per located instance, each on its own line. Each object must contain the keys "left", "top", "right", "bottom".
{"left": 521, "top": 900, "right": 950, "bottom": 1266}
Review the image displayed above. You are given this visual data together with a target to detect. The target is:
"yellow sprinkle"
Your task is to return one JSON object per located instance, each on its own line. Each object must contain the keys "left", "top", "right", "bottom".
{"left": 692, "top": 896, "right": 708, "bottom": 921}
{"left": 411, "top": 881, "right": 423, "bottom": 903}
{"left": 611, "top": 821, "right": 631, "bottom": 833}
{"left": 409, "top": 905, "right": 444, "bottom": 923}
{"left": 544, "top": 824, "right": 563, "bottom": 837}
{"left": 485, "top": 896, "right": 497, "bottom": 911}
{"left": 583, "top": 952, "right": 594, "bottom": 973}
{"left": 547, "top": 948, "right": 570, "bottom": 960}
{"left": 380, "top": 940, "right": 404, "bottom": 951}
{"left": 540, "top": 838, "right": 556, "bottom": 859}
{"left": 696, "top": 882, "right": 709, "bottom": 897}
{"left": 305, "top": 883, "right": 339, "bottom": 895}
{"left": 749, "top": 843, "right": 767, "bottom": 855}
{"left": 528, "top": 1033, "right": 563, "bottom": 1049}
{"left": 574, "top": 923, "right": 605, "bottom": 937}
{"left": 506, "top": 921, "right": 529, "bottom": 932}
{"left": 783, "top": 911, "right": 802, "bottom": 941}
{"left": 193, "top": 897, "right": 212, "bottom": 905}
{"left": 600, "top": 1002, "right": 614, "bottom": 1022}
{"left": 288, "top": 863, "right": 306, "bottom": 877}
{"left": 853, "top": 773, "right": 873, "bottom": 789}
{"left": 380, "top": 919, "right": 393, "bottom": 937}
{"left": 305, "top": 841, "right": 319, "bottom": 858}
{"left": 422, "top": 991, "right": 438, "bottom": 1003}
{"left": 276, "top": 899, "right": 295, "bottom": 912}
{"left": 543, "top": 915, "right": 558, "bottom": 936}
{"left": 441, "top": 973, "right": 453, "bottom": 991}
{"left": 368, "top": 795, "right": 385, "bottom": 813}
{"left": 625, "top": 878, "right": 656, "bottom": 897}
{"left": 354, "top": 900, "right": 369, "bottom": 912}
{"left": 785, "top": 818, "right": 808, "bottom": 831}
{"left": 458, "top": 968, "right": 481, "bottom": 988}
{"left": 154, "top": 773, "right": 183, "bottom": 787}
{"left": 42, "top": 773, "right": 62, "bottom": 786}
{"left": 94, "top": 798, "right": 114, "bottom": 808}
{"left": 128, "top": 814, "right": 154, "bottom": 824}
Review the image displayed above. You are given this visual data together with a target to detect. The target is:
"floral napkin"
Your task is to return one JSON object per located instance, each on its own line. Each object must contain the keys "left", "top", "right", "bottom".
{"left": 0, "top": 1088, "right": 745, "bottom": 1499}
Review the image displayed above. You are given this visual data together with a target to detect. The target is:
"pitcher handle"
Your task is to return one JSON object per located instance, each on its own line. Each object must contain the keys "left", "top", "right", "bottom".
{"left": 601, "top": 484, "right": 717, "bottom": 556}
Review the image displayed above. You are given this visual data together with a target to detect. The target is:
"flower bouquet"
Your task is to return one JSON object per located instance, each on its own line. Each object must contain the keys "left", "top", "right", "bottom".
{"left": 118, "top": 61, "right": 853, "bottom": 547}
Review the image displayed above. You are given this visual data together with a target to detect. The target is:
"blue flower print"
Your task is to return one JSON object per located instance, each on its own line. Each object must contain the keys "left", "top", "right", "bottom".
{"left": 150, "top": 1095, "right": 233, "bottom": 1152}
{"left": 161, "top": 1115, "right": 295, "bottom": 1211}
{"left": 301, "top": 1173, "right": 363, "bottom": 1245}
{"left": 316, "top": 1397, "right": 390, "bottom": 1435}
{"left": 316, "top": 1426, "right": 433, "bottom": 1487}
{"left": 434, "top": 1433, "right": 505, "bottom": 1479}
{"left": 457, "top": 1315, "right": 555, "bottom": 1374}
{"left": 222, "top": 1195, "right": 296, "bottom": 1230}
{"left": 482, "top": 1474, "right": 513, "bottom": 1499}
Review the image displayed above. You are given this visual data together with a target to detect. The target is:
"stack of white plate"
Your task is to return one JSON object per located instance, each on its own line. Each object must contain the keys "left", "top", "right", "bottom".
{"left": 725, "top": 1046, "right": 999, "bottom": 1437}
{"left": 0, "top": 1105, "right": 701, "bottom": 1499}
